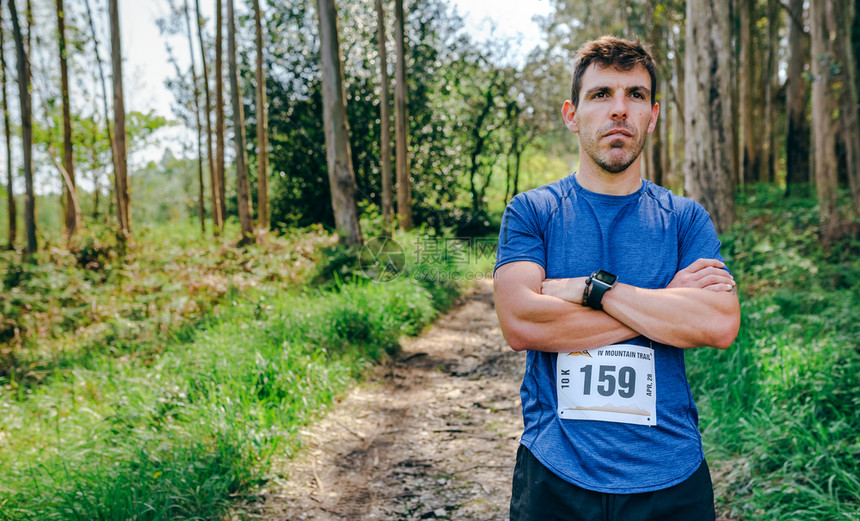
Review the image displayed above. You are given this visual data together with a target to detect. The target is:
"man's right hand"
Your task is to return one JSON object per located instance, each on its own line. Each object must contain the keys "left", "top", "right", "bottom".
{"left": 667, "top": 258, "right": 736, "bottom": 293}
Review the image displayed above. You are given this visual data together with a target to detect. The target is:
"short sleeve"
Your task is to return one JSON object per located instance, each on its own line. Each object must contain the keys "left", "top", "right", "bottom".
{"left": 677, "top": 201, "right": 728, "bottom": 272}
{"left": 494, "top": 193, "right": 547, "bottom": 274}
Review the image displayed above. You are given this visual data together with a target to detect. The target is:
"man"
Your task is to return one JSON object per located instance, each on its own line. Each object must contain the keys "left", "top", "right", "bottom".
{"left": 493, "top": 36, "right": 741, "bottom": 521}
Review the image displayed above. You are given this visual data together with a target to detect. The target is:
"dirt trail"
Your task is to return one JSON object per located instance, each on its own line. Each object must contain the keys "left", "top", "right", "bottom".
{"left": 228, "top": 278, "right": 734, "bottom": 521}
{"left": 231, "top": 278, "right": 522, "bottom": 520}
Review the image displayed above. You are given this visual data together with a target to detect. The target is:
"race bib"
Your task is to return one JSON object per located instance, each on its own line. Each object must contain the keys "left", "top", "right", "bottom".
{"left": 557, "top": 343, "right": 657, "bottom": 427}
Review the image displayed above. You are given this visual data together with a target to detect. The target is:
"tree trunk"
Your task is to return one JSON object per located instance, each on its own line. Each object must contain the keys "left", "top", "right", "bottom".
{"left": 831, "top": 0, "right": 860, "bottom": 206}
{"left": 810, "top": 0, "right": 839, "bottom": 232}
{"left": 504, "top": 104, "right": 525, "bottom": 203}
{"left": 8, "top": 0, "right": 35, "bottom": 254}
{"left": 215, "top": 0, "right": 226, "bottom": 224}
{"left": 671, "top": 21, "right": 686, "bottom": 191}
{"left": 659, "top": 75, "right": 670, "bottom": 186}
{"left": 24, "top": 0, "right": 30, "bottom": 50}
{"left": 84, "top": 0, "right": 118, "bottom": 221}
{"left": 784, "top": 0, "right": 810, "bottom": 195}
{"left": 0, "top": 6, "right": 14, "bottom": 249}
{"left": 394, "top": 0, "right": 413, "bottom": 230}
{"left": 90, "top": 121, "right": 100, "bottom": 218}
{"left": 740, "top": 0, "right": 760, "bottom": 186}
{"left": 646, "top": 11, "right": 664, "bottom": 187}
{"left": 466, "top": 74, "right": 499, "bottom": 213}
{"left": 56, "top": 0, "right": 78, "bottom": 239}
{"left": 729, "top": 0, "right": 741, "bottom": 189}
{"left": 253, "top": 0, "right": 268, "bottom": 231}
{"left": 227, "top": 0, "right": 254, "bottom": 243}
{"left": 184, "top": 0, "right": 206, "bottom": 233}
{"left": 762, "top": 0, "right": 778, "bottom": 184}
{"left": 316, "top": 0, "right": 362, "bottom": 246}
{"left": 646, "top": 110, "right": 664, "bottom": 187}
{"left": 109, "top": 0, "right": 130, "bottom": 239}
{"left": 684, "top": 0, "right": 736, "bottom": 233}
{"left": 375, "top": 0, "right": 393, "bottom": 233}
{"left": 195, "top": 0, "right": 221, "bottom": 233}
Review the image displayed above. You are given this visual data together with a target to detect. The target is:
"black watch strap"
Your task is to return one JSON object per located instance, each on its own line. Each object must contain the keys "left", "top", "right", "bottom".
{"left": 585, "top": 270, "right": 617, "bottom": 310}
{"left": 587, "top": 281, "right": 611, "bottom": 310}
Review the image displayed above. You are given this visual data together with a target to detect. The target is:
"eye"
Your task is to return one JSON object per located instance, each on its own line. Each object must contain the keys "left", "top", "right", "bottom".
{"left": 594, "top": 92, "right": 607, "bottom": 99}
{"left": 632, "top": 92, "right": 645, "bottom": 100}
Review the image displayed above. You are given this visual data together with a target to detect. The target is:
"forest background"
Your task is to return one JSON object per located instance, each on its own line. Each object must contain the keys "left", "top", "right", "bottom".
{"left": 0, "top": 0, "right": 859, "bottom": 520}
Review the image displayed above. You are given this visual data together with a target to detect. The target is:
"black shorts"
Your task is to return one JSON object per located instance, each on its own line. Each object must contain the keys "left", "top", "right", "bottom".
{"left": 510, "top": 445, "right": 716, "bottom": 521}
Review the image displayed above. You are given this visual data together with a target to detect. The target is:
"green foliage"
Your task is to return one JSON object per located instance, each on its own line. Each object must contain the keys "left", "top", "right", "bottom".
{"left": 0, "top": 221, "right": 333, "bottom": 384}
{"left": 173, "top": 0, "right": 543, "bottom": 236}
{"left": 1, "top": 257, "right": 31, "bottom": 290}
{"left": 310, "top": 244, "right": 361, "bottom": 287}
{"left": 68, "top": 222, "right": 126, "bottom": 274}
{"left": 0, "top": 225, "right": 478, "bottom": 520}
{"left": 688, "top": 185, "right": 860, "bottom": 521}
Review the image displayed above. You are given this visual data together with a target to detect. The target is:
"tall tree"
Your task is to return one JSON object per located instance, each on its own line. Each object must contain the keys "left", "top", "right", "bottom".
{"left": 183, "top": 0, "right": 206, "bottom": 233}
{"left": 739, "top": 0, "right": 760, "bottom": 186}
{"left": 671, "top": 19, "right": 686, "bottom": 190}
{"left": 23, "top": 0, "right": 29, "bottom": 50}
{"left": 1, "top": 3, "right": 15, "bottom": 249}
{"left": 84, "top": 0, "right": 118, "bottom": 215}
{"left": 227, "top": 0, "right": 253, "bottom": 243}
{"left": 195, "top": 0, "right": 221, "bottom": 232}
{"left": 810, "top": 0, "right": 839, "bottom": 232}
{"left": 684, "top": 0, "right": 736, "bottom": 233}
{"left": 375, "top": 0, "right": 393, "bottom": 232}
{"left": 645, "top": 5, "right": 665, "bottom": 187}
{"left": 215, "top": 0, "right": 226, "bottom": 225}
{"left": 830, "top": 0, "right": 860, "bottom": 206}
{"left": 8, "top": 0, "right": 35, "bottom": 254}
{"left": 57, "top": 0, "right": 78, "bottom": 238}
{"left": 253, "top": 0, "right": 268, "bottom": 230}
{"left": 109, "top": 0, "right": 130, "bottom": 239}
{"left": 762, "top": 0, "right": 778, "bottom": 184}
{"left": 729, "top": 0, "right": 740, "bottom": 189}
{"left": 784, "top": 0, "right": 810, "bottom": 195}
{"left": 393, "top": 0, "right": 412, "bottom": 230}
{"left": 316, "top": 0, "right": 362, "bottom": 246}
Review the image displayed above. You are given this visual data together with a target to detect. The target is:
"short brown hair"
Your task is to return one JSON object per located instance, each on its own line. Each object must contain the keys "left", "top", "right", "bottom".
{"left": 569, "top": 36, "right": 657, "bottom": 108}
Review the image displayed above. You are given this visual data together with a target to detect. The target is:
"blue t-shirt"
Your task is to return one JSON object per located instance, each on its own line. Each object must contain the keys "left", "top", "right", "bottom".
{"left": 495, "top": 173, "right": 727, "bottom": 494}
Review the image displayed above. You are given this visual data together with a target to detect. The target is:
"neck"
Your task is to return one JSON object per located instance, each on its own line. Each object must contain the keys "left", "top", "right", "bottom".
{"left": 576, "top": 155, "right": 643, "bottom": 195}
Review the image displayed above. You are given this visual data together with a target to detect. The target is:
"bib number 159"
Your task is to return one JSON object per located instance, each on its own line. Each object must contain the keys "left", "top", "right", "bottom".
{"left": 556, "top": 344, "right": 657, "bottom": 426}
{"left": 578, "top": 365, "right": 636, "bottom": 398}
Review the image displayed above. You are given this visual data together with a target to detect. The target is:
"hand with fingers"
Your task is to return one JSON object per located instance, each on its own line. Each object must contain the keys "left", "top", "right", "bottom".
{"left": 667, "top": 258, "right": 736, "bottom": 294}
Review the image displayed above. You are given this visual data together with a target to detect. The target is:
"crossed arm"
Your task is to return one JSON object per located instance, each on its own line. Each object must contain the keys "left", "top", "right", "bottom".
{"left": 493, "top": 258, "right": 741, "bottom": 352}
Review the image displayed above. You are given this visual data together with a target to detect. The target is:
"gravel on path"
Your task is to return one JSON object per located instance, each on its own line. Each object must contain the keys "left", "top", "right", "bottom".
{"left": 229, "top": 278, "right": 523, "bottom": 520}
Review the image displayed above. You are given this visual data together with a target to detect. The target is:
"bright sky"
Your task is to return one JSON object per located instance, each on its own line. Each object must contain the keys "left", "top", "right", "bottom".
{"left": 450, "top": 0, "right": 553, "bottom": 62}
{"left": 121, "top": 0, "right": 553, "bottom": 117}
{"left": 14, "top": 0, "right": 552, "bottom": 196}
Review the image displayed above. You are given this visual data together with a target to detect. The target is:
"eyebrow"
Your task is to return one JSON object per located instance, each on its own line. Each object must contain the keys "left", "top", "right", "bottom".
{"left": 584, "top": 85, "right": 651, "bottom": 99}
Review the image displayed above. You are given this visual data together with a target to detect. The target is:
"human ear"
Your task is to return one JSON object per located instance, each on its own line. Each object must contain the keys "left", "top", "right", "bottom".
{"left": 562, "top": 100, "right": 579, "bottom": 132}
{"left": 647, "top": 102, "right": 659, "bottom": 134}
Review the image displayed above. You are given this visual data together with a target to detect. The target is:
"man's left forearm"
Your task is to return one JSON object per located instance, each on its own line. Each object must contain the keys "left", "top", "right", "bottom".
{"left": 601, "top": 284, "right": 740, "bottom": 349}
{"left": 540, "top": 260, "right": 741, "bottom": 349}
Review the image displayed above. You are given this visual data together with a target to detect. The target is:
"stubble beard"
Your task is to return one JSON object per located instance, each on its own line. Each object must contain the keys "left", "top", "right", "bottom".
{"left": 581, "top": 125, "right": 648, "bottom": 174}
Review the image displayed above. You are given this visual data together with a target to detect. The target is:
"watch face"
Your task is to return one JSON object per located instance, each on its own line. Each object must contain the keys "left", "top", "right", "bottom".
{"left": 594, "top": 270, "right": 617, "bottom": 285}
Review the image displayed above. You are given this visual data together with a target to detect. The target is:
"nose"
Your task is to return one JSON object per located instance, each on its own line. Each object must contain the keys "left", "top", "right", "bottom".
{"left": 610, "top": 94, "right": 628, "bottom": 120}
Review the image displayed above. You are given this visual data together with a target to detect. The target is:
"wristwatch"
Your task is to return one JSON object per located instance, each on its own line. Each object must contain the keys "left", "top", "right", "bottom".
{"left": 585, "top": 270, "right": 618, "bottom": 310}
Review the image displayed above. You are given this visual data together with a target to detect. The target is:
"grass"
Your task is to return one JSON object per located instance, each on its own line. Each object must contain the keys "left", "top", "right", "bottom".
{"left": 687, "top": 185, "right": 860, "bottom": 521}
{"left": 0, "top": 220, "right": 495, "bottom": 520}
{"left": 0, "top": 219, "right": 330, "bottom": 379}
